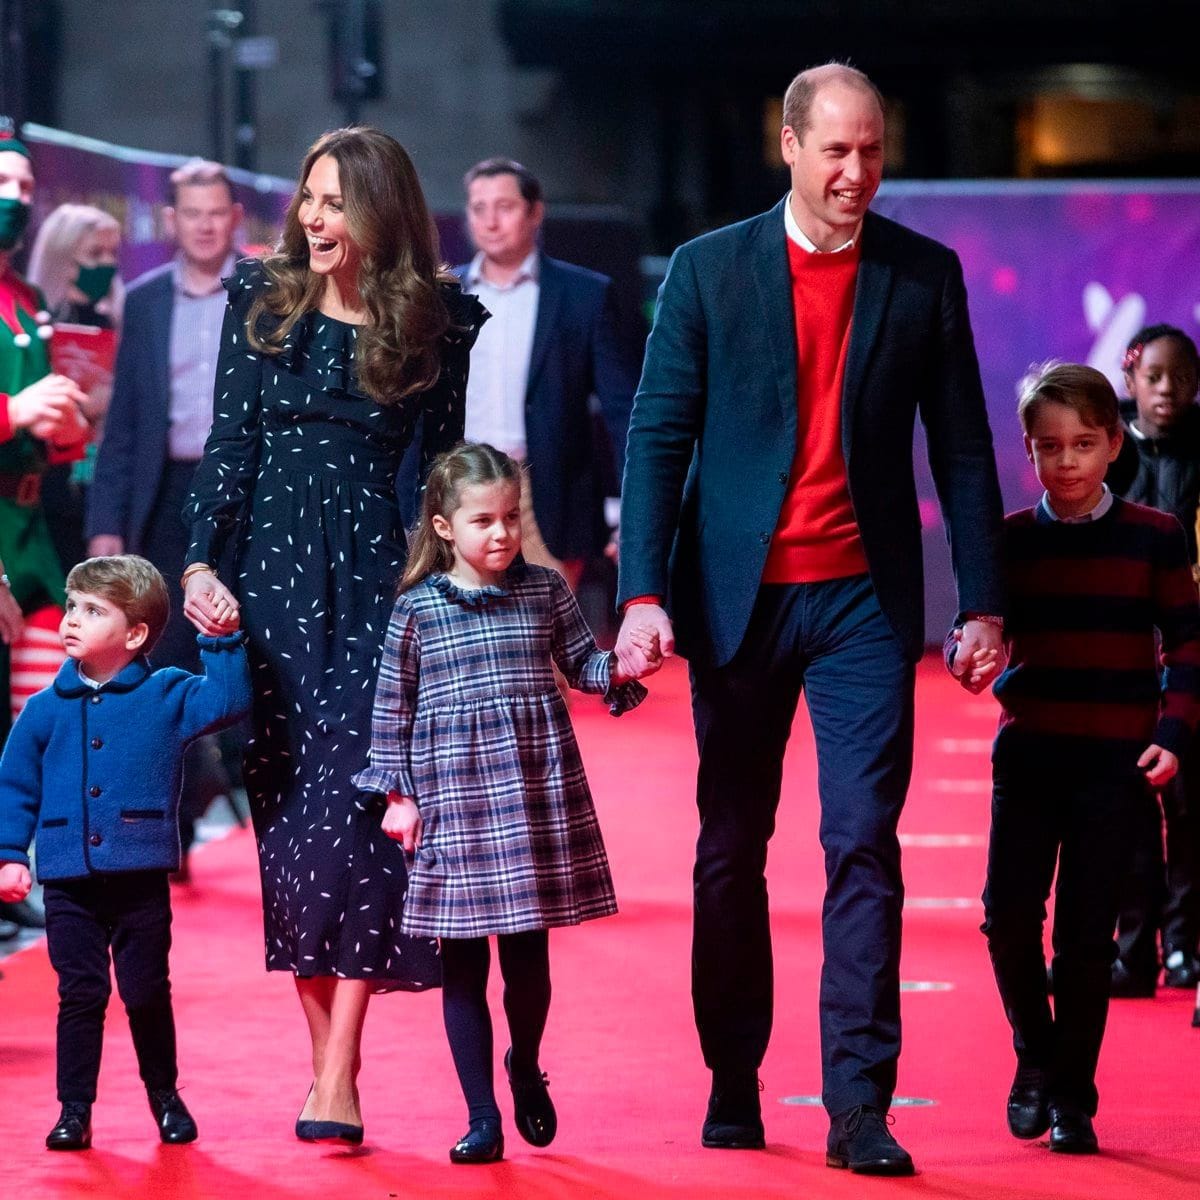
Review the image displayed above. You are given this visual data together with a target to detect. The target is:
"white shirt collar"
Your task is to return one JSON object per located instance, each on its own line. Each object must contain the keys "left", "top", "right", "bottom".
{"left": 465, "top": 249, "right": 540, "bottom": 290}
{"left": 1040, "top": 484, "right": 1114, "bottom": 524}
{"left": 783, "top": 192, "right": 858, "bottom": 254}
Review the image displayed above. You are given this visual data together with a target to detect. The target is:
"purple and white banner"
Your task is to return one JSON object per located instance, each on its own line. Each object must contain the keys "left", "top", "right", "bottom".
{"left": 875, "top": 181, "right": 1200, "bottom": 633}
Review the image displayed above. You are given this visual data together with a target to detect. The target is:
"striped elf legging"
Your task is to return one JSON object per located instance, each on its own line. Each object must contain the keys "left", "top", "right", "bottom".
{"left": 9, "top": 603, "right": 64, "bottom": 721}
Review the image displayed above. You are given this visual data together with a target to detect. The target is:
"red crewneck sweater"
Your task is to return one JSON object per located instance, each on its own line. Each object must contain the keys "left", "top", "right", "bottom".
{"left": 761, "top": 237, "right": 868, "bottom": 583}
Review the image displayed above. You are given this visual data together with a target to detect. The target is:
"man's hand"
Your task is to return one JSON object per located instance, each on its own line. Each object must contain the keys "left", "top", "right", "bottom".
{"left": 0, "top": 862, "right": 32, "bottom": 904}
{"left": 615, "top": 603, "right": 674, "bottom": 681}
{"left": 87, "top": 535, "right": 124, "bottom": 558}
{"left": 1138, "top": 744, "right": 1179, "bottom": 789}
{"left": 380, "top": 793, "right": 422, "bottom": 853}
{"left": 949, "top": 619, "right": 1006, "bottom": 694}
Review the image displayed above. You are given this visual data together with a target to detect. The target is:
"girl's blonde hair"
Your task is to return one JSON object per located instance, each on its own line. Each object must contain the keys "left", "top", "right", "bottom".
{"left": 400, "top": 443, "right": 522, "bottom": 592}
{"left": 25, "top": 203, "right": 124, "bottom": 321}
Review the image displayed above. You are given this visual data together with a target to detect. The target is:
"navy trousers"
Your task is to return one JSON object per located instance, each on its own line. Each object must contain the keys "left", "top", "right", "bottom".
{"left": 43, "top": 870, "right": 178, "bottom": 1103}
{"left": 689, "top": 574, "right": 914, "bottom": 1118}
{"left": 982, "top": 755, "right": 1140, "bottom": 1115}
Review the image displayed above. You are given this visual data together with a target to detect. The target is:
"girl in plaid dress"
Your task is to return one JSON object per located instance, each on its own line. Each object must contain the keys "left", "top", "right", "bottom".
{"left": 353, "top": 442, "right": 660, "bottom": 1164}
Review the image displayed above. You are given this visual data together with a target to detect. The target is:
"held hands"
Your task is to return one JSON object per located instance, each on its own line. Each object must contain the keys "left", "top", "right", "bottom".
{"left": 87, "top": 535, "right": 124, "bottom": 558}
{"left": 8, "top": 375, "right": 89, "bottom": 444}
{"left": 0, "top": 862, "right": 32, "bottom": 903}
{"left": 182, "top": 570, "right": 240, "bottom": 636}
{"left": 949, "top": 620, "right": 1007, "bottom": 694}
{"left": 614, "top": 604, "right": 674, "bottom": 683}
{"left": 380, "top": 793, "right": 422, "bottom": 853}
{"left": 1138, "top": 744, "right": 1179, "bottom": 789}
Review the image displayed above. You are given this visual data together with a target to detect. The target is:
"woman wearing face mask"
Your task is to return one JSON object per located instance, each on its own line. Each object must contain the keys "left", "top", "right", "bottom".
{"left": 26, "top": 204, "right": 125, "bottom": 572}
{"left": 0, "top": 119, "right": 89, "bottom": 741}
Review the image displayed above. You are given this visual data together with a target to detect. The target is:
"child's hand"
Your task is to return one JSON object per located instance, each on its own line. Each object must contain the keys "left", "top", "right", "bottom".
{"left": 948, "top": 627, "right": 1000, "bottom": 693}
{"left": 0, "top": 861, "right": 32, "bottom": 903}
{"left": 381, "top": 792, "right": 422, "bottom": 853}
{"left": 612, "top": 625, "right": 664, "bottom": 684}
{"left": 1138, "top": 743, "right": 1179, "bottom": 788}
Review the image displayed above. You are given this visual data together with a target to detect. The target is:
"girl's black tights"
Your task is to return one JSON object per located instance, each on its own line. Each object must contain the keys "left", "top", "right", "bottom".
{"left": 440, "top": 930, "right": 551, "bottom": 1125}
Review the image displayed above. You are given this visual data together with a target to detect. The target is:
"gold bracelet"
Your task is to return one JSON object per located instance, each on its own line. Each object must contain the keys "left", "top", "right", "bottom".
{"left": 180, "top": 563, "right": 215, "bottom": 589}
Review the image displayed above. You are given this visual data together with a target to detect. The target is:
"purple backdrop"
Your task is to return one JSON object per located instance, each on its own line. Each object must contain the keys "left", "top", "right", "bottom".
{"left": 874, "top": 181, "right": 1200, "bottom": 636}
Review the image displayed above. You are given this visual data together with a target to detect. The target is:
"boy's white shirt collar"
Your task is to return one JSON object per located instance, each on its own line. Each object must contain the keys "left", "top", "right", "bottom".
{"left": 1040, "top": 483, "right": 1113, "bottom": 524}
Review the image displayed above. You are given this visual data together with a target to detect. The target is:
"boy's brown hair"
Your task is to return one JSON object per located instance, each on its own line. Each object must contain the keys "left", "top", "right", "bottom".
{"left": 65, "top": 555, "right": 170, "bottom": 651}
{"left": 1017, "top": 360, "right": 1121, "bottom": 435}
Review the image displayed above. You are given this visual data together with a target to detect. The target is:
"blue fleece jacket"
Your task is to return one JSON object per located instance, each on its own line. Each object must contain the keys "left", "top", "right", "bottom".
{"left": 0, "top": 633, "right": 251, "bottom": 880}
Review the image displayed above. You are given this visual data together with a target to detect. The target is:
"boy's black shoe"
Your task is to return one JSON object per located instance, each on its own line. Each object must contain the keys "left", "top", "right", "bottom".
{"left": 0, "top": 898, "right": 45, "bottom": 928}
{"left": 504, "top": 1047, "right": 557, "bottom": 1147}
{"left": 1047, "top": 1103, "right": 1098, "bottom": 1154}
{"left": 1006, "top": 1067, "right": 1049, "bottom": 1139}
{"left": 700, "top": 1071, "right": 765, "bottom": 1149}
{"left": 148, "top": 1088, "right": 198, "bottom": 1144}
{"left": 826, "top": 1105, "right": 914, "bottom": 1175}
{"left": 1110, "top": 959, "right": 1156, "bottom": 998}
{"left": 46, "top": 1102, "right": 92, "bottom": 1151}
{"left": 1163, "top": 949, "right": 1200, "bottom": 989}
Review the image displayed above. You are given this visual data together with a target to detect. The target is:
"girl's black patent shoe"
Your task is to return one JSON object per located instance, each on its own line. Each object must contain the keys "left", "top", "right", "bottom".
{"left": 449, "top": 1119, "right": 504, "bottom": 1164}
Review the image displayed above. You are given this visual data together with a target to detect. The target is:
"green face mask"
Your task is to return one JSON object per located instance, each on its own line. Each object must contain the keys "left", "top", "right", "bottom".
{"left": 0, "top": 197, "right": 31, "bottom": 251}
{"left": 74, "top": 261, "right": 117, "bottom": 304}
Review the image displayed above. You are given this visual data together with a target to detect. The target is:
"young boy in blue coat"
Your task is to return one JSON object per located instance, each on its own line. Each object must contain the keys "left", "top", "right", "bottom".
{"left": 0, "top": 555, "right": 250, "bottom": 1150}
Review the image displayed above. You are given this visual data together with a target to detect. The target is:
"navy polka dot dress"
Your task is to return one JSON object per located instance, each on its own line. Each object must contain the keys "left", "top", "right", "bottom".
{"left": 185, "top": 258, "right": 486, "bottom": 988}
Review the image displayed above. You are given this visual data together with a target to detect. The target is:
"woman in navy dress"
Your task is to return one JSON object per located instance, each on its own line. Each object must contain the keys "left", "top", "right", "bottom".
{"left": 181, "top": 127, "right": 485, "bottom": 1142}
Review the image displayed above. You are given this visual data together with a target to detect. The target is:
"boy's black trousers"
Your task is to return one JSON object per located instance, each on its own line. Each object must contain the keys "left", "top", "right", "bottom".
{"left": 43, "top": 870, "right": 178, "bottom": 1103}
{"left": 981, "top": 754, "right": 1142, "bottom": 1115}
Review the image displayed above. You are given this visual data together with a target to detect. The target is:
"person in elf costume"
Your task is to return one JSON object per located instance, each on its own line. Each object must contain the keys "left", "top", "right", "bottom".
{"left": 0, "top": 118, "right": 89, "bottom": 741}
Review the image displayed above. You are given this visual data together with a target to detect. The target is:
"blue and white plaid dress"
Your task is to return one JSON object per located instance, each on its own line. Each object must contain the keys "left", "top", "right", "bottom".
{"left": 353, "top": 563, "right": 642, "bottom": 938}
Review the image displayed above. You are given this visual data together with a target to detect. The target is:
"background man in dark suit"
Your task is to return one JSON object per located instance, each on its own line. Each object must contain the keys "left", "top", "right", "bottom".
{"left": 614, "top": 63, "right": 1006, "bottom": 1175}
{"left": 403, "top": 158, "right": 635, "bottom": 590}
{"left": 86, "top": 158, "right": 242, "bottom": 877}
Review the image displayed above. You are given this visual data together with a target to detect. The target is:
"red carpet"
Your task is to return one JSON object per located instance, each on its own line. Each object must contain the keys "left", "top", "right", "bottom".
{"left": 3, "top": 655, "right": 1199, "bottom": 1198}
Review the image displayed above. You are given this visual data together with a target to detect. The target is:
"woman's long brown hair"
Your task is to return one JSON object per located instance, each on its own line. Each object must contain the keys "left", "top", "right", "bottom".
{"left": 246, "top": 126, "right": 452, "bottom": 405}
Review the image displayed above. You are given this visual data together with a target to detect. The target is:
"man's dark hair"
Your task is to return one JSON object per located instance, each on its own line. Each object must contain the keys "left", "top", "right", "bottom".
{"left": 462, "top": 157, "right": 543, "bottom": 206}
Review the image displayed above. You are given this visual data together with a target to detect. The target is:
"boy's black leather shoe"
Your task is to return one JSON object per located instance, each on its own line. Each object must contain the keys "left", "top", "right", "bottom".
{"left": 1048, "top": 1103, "right": 1098, "bottom": 1154}
{"left": 1109, "top": 959, "right": 1155, "bottom": 998}
{"left": 449, "top": 1119, "right": 504, "bottom": 1164}
{"left": 700, "top": 1071, "right": 765, "bottom": 1149}
{"left": 504, "top": 1047, "right": 557, "bottom": 1147}
{"left": 1006, "top": 1068, "right": 1049, "bottom": 1139}
{"left": 826, "top": 1105, "right": 915, "bottom": 1175}
{"left": 147, "top": 1088, "right": 198, "bottom": 1144}
{"left": 1163, "top": 949, "right": 1200, "bottom": 989}
{"left": 46, "top": 1102, "right": 92, "bottom": 1150}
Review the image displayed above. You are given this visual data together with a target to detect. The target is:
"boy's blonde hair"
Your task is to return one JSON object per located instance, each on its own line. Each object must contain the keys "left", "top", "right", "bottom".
{"left": 65, "top": 555, "right": 170, "bottom": 651}
{"left": 1017, "top": 360, "right": 1121, "bottom": 436}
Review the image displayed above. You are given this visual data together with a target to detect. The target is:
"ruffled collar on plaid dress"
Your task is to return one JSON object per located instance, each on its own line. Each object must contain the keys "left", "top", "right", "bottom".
{"left": 430, "top": 560, "right": 529, "bottom": 608}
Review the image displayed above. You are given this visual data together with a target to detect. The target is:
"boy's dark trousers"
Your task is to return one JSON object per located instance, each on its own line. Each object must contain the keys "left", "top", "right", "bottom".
{"left": 43, "top": 870, "right": 178, "bottom": 1103}
{"left": 981, "top": 754, "right": 1142, "bottom": 1115}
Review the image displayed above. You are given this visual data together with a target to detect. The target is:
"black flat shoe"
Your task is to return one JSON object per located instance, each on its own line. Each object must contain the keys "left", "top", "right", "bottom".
{"left": 148, "top": 1087, "right": 198, "bottom": 1144}
{"left": 449, "top": 1119, "right": 504, "bottom": 1164}
{"left": 826, "top": 1105, "right": 915, "bottom": 1175}
{"left": 505, "top": 1047, "right": 557, "bottom": 1147}
{"left": 295, "top": 1118, "right": 364, "bottom": 1146}
{"left": 1007, "top": 1068, "right": 1049, "bottom": 1140}
{"left": 1048, "top": 1103, "right": 1098, "bottom": 1154}
{"left": 700, "top": 1071, "right": 765, "bottom": 1149}
{"left": 46, "top": 1102, "right": 92, "bottom": 1151}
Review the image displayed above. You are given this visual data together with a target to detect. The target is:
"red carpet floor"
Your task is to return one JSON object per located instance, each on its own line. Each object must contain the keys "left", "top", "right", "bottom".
{"left": 3, "top": 655, "right": 1199, "bottom": 1199}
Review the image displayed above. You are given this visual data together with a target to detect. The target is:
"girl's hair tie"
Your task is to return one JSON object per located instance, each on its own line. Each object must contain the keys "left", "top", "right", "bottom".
{"left": 1122, "top": 342, "right": 1144, "bottom": 372}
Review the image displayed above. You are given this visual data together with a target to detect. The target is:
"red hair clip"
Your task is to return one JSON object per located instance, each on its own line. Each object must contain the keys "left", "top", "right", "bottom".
{"left": 1122, "top": 342, "right": 1144, "bottom": 371}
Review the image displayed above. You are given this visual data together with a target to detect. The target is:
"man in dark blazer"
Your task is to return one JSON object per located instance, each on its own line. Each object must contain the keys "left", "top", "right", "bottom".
{"left": 86, "top": 159, "right": 243, "bottom": 875}
{"left": 615, "top": 64, "right": 1006, "bottom": 1174}
{"left": 401, "top": 158, "right": 635, "bottom": 585}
